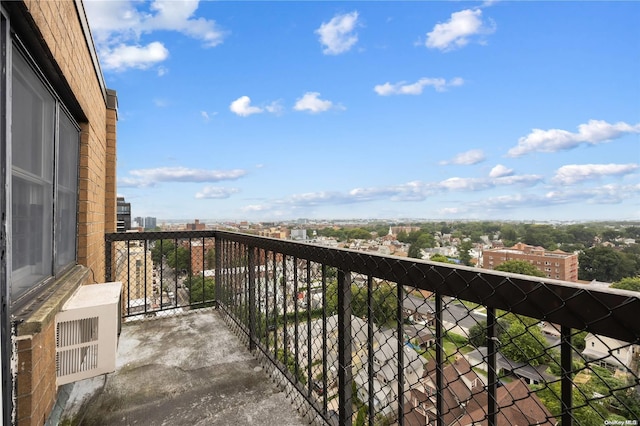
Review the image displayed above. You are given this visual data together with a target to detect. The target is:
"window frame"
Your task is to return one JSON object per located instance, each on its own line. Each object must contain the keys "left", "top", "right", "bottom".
{"left": 8, "top": 36, "right": 81, "bottom": 310}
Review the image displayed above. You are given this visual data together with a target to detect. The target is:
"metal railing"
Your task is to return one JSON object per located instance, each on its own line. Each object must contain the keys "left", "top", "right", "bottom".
{"left": 106, "top": 230, "right": 640, "bottom": 426}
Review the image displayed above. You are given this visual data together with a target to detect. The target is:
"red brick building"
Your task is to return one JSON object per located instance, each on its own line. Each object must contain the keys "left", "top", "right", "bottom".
{"left": 482, "top": 242, "right": 578, "bottom": 282}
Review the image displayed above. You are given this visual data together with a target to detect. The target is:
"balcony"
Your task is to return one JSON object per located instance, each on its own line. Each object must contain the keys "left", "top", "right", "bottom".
{"left": 77, "top": 230, "right": 640, "bottom": 425}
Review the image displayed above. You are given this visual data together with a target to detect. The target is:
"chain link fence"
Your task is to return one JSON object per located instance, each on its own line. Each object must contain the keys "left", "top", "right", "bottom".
{"left": 106, "top": 231, "right": 640, "bottom": 426}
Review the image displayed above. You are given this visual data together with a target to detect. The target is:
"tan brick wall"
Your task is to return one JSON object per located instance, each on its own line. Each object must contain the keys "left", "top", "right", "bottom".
{"left": 16, "top": 321, "right": 57, "bottom": 426}
{"left": 15, "top": 1, "right": 118, "bottom": 424}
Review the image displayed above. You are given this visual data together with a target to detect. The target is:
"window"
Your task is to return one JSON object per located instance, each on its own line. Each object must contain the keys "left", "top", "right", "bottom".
{"left": 10, "top": 44, "right": 79, "bottom": 303}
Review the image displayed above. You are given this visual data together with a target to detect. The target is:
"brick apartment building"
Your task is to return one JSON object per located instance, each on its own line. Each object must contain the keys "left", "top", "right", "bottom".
{"left": 482, "top": 242, "right": 579, "bottom": 282}
{"left": 1, "top": 1, "right": 118, "bottom": 424}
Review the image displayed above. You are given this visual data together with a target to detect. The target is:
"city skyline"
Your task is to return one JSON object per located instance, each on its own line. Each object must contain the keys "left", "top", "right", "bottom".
{"left": 84, "top": 1, "right": 639, "bottom": 222}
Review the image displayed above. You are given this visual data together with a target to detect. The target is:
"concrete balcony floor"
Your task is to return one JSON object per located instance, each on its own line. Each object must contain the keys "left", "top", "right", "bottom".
{"left": 60, "top": 308, "right": 310, "bottom": 425}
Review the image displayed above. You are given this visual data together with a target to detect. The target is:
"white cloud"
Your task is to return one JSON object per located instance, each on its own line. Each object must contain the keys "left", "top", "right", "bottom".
{"left": 120, "top": 167, "right": 247, "bottom": 187}
{"left": 374, "top": 77, "right": 464, "bottom": 96}
{"left": 265, "top": 100, "right": 284, "bottom": 115}
{"left": 144, "top": 0, "right": 224, "bottom": 47}
{"left": 552, "top": 163, "right": 639, "bottom": 185}
{"left": 426, "top": 9, "right": 495, "bottom": 51}
{"left": 508, "top": 120, "right": 640, "bottom": 157}
{"left": 101, "top": 42, "right": 169, "bottom": 71}
{"left": 489, "top": 164, "right": 514, "bottom": 178}
{"left": 294, "top": 92, "right": 340, "bottom": 113}
{"left": 84, "top": 0, "right": 225, "bottom": 71}
{"left": 195, "top": 186, "right": 240, "bottom": 199}
{"left": 200, "top": 111, "right": 219, "bottom": 122}
{"left": 315, "top": 11, "right": 359, "bottom": 55}
{"left": 157, "top": 66, "right": 168, "bottom": 77}
{"left": 230, "top": 96, "right": 264, "bottom": 117}
{"left": 440, "top": 149, "right": 485, "bottom": 165}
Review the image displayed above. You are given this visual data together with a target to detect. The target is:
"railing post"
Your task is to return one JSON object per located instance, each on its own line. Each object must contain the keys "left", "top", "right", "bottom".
{"left": 486, "top": 307, "right": 497, "bottom": 426}
{"left": 337, "top": 269, "right": 353, "bottom": 426}
{"left": 561, "top": 326, "right": 573, "bottom": 426}
{"left": 214, "top": 236, "right": 221, "bottom": 308}
{"left": 105, "top": 234, "right": 112, "bottom": 282}
{"left": 435, "top": 291, "right": 444, "bottom": 426}
{"left": 248, "top": 246, "right": 256, "bottom": 352}
{"left": 367, "top": 276, "right": 375, "bottom": 426}
{"left": 396, "top": 283, "right": 404, "bottom": 426}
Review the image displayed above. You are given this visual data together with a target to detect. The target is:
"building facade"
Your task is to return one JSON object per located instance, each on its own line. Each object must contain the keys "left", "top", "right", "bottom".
{"left": 1, "top": 1, "right": 117, "bottom": 424}
{"left": 482, "top": 242, "right": 579, "bottom": 282}
{"left": 117, "top": 196, "right": 131, "bottom": 232}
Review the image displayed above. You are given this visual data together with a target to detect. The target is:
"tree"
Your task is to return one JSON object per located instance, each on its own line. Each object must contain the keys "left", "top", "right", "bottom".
{"left": 326, "top": 281, "right": 397, "bottom": 327}
{"left": 579, "top": 246, "right": 636, "bottom": 282}
{"left": 167, "top": 246, "right": 191, "bottom": 272}
{"left": 187, "top": 275, "right": 215, "bottom": 307}
{"left": 151, "top": 239, "right": 191, "bottom": 273}
{"left": 205, "top": 248, "right": 216, "bottom": 270}
{"left": 494, "top": 259, "right": 545, "bottom": 277}
{"left": 458, "top": 240, "right": 473, "bottom": 266}
{"left": 468, "top": 319, "right": 509, "bottom": 348}
{"left": 610, "top": 276, "right": 640, "bottom": 292}
{"left": 430, "top": 253, "right": 454, "bottom": 264}
{"left": 499, "top": 320, "right": 549, "bottom": 366}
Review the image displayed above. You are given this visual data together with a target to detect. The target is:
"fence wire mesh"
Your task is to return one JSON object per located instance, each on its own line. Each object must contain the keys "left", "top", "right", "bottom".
{"left": 106, "top": 231, "right": 640, "bottom": 426}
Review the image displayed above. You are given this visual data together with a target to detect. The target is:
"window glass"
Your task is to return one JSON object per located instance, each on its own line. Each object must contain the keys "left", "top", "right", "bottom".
{"left": 55, "top": 112, "right": 79, "bottom": 271}
{"left": 11, "top": 49, "right": 54, "bottom": 298}
{"left": 11, "top": 46, "right": 79, "bottom": 300}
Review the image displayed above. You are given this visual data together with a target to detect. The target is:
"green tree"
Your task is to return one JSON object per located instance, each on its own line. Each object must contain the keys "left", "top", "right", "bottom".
{"left": 347, "top": 228, "right": 373, "bottom": 240}
{"left": 535, "top": 381, "right": 609, "bottom": 426}
{"left": 326, "top": 281, "right": 397, "bottom": 327}
{"left": 468, "top": 319, "right": 509, "bottom": 348}
{"left": 499, "top": 320, "right": 549, "bottom": 366}
{"left": 494, "top": 259, "right": 545, "bottom": 277}
{"left": 430, "top": 253, "right": 455, "bottom": 264}
{"left": 151, "top": 239, "right": 191, "bottom": 273}
{"left": 167, "top": 246, "right": 191, "bottom": 272}
{"left": 500, "top": 225, "right": 518, "bottom": 247}
{"left": 458, "top": 240, "right": 473, "bottom": 266}
{"left": 205, "top": 248, "right": 216, "bottom": 270}
{"left": 187, "top": 275, "right": 215, "bottom": 307}
{"left": 610, "top": 276, "right": 640, "bottom": 292}
{"left": 579, "top": 246, "right": 636, "bottom": 282}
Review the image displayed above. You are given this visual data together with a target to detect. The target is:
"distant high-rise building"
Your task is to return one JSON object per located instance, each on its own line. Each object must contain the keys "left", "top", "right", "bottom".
{"left": 482, "top": 242, "right": 578, "bottom": 282}
{"left": 134, "top": 216, "right": 144, "bottom": 228}
{"left": 144, "top": 217, "right": 157, "bottom": 230}
{"left": 117, "top": 197, "right": 131, "bottom": 232}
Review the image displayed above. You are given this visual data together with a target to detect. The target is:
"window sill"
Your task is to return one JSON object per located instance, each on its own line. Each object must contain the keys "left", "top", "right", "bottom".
{"left": 15, "top": 265, "right": 91, "bottom": 336}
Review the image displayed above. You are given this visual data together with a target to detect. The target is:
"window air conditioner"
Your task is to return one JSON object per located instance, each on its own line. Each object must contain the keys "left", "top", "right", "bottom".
{"left": 55, "top": 282, "right": 122, "bottom": 386}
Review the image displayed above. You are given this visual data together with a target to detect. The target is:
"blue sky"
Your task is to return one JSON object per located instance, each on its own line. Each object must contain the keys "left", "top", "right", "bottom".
{"left": 84, "top": 1, "right": 640, "bottom": 222}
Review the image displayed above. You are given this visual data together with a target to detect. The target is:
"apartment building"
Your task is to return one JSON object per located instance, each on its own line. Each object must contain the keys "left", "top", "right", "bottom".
{"left": 482, "top": 242, "right": 579, "bottom": 282}
{"left": 114, "top": 240, "right": 154, "bottom": 311}
{"left": 117, "top": 196, "right": 131, "bottom": 232}
{"left": 1, "top": 1, "right": 117, "bottom": 424}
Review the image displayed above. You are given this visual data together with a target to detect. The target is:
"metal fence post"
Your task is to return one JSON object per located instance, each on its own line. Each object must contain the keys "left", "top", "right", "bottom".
{"left": 105, "top": 234, "right": 112, "bottom": 282}
{"left": 487, "top": 307, "right": 497, "bottom": 426}
{"left": 338, "top": 269, "right": 353, "bottom": 425}
{"left": 561, "top": 326, "right": 573, "bottom": 426}
{"left": 214, "top": 236, "right": 221, "bottom": 308}
{"left": 248, "top": 246, "right": 256, "bottom": 352}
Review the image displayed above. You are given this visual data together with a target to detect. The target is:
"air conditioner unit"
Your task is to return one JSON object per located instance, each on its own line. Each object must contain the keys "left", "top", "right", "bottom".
{"left": 55, "top": 282, "right": 122, "bottom": 386}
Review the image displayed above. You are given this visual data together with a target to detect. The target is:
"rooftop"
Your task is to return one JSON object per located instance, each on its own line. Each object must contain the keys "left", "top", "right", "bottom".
{"left": 59, "top": 309, "right": 310, "bottom": 426}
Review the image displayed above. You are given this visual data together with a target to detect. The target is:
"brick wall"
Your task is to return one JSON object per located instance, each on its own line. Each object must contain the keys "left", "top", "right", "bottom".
{"left": 15, "top": 323, "right": 57, "bottom": 426}
{"left": 13, "top": 1, "right": 117, "bottom": 424}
